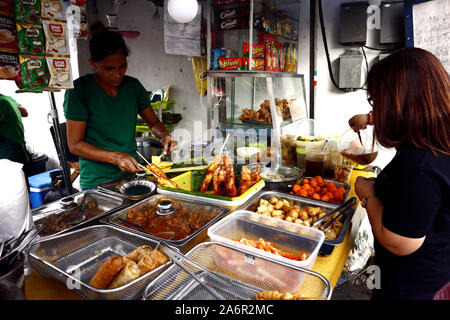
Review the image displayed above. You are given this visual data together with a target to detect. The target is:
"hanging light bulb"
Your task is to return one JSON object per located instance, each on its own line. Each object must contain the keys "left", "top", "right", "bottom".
{"left": 167, "top": 0, "right": 199, "bottom": 24}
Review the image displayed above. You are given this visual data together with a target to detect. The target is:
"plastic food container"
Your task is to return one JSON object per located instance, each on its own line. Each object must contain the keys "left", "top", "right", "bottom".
{"left": 207, "top": 210, "right": 324, "bottom": 272}
{"left": 103, "top": 194, "right": 229, "bottom": 253}
{"left": 143, "top": 242, "right": 332, "bottom": 300}
{"left": 31, "top": 190, "right": 127, "bottom": 238}
{"left": 241, "top": 191, "right": 356, "bottom": 256}
{"left": 28, "top": 225, "right": 172, "bottom": 300}
{"left": 156, "top": 168, "right": 265, "bottom": 208}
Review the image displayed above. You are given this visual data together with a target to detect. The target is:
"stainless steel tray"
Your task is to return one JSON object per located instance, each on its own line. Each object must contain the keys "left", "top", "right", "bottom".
{"left": 101, "top": 194, "right": 230, "bottom": 253}
{"left": 143, "top": 241, "right": 332, "bottom": 300}
{"left": 240, "top": 191, "right": 355, "bottom": 256}
{"left": 31, "top": 190, "right": 128, "bottom": 239}
{"left": 28, "top": 225, "right": 172, "bottom": 300}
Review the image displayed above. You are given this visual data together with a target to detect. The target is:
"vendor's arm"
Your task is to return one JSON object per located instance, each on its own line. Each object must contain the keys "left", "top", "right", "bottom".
{"left": 355, "top": 176, "right": 425, "bottom": 256}
{"left": 138, "top": 107, "right": 177, "bottom": 154}
{"left": 66, "top": 119, "right": 141, "bottom": 173}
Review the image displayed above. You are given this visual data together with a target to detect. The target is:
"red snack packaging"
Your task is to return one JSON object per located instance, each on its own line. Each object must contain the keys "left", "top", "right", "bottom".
{"left": 218, "top": 17, "right": 248, "bottom": 30}
{"left": 218, "top": 57, "right": 244, "bottom": 70}
{"left": 264, "top": 33, "right": 277, "bottom": 71}
{"left": 242, "top": 57, "right": 265, "bottom": 71}
{"left": 242, "top": 41, "right": 264, "bottom": 58}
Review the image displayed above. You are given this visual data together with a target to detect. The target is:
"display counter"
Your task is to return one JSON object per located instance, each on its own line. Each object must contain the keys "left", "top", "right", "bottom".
{"left": 24, "top": 169, "right": 374, "bottom": 300}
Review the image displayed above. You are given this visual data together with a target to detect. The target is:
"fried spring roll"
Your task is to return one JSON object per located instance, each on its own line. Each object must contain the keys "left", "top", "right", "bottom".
{"left": 137, "top": 255, "right": 159, "bottom": 275}
{"left": 89, "top": 256, "right": 126, "bottom": 289}
{"left": 108, "top": 260, "right": 142, "bottom": 289}
{"left": 125, "top": 245, "right": 154, "bottom": 262}
{"left": 150, "top": 249, "right": 169, "bottom": 266}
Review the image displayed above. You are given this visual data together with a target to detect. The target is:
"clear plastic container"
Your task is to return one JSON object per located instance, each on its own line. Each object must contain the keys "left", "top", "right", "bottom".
{"left": 324, "top": 139, "right": 343, "bottom": 179}
{"left": 207, "top": 210, "right": 325, "bottom": 271}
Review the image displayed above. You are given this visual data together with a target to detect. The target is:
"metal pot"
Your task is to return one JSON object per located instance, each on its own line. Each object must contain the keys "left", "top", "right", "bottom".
{"left": 247, "top": 163, "right": 303, "bottom": 192}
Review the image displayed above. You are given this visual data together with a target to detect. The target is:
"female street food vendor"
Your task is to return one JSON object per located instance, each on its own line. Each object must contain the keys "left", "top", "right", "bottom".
{"left": 63, "top": 28, "right": 177, "bottom": 190}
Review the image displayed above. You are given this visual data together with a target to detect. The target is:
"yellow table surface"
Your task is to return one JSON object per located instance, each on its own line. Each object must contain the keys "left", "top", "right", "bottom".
{"left": 24, "top": 169, "right": 374, "bottom": 300}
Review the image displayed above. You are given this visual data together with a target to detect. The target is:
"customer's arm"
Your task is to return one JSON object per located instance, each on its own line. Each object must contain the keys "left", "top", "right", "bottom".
{"left": 66, "top": 119, "right": 141, "bottom": 173}
{"left": 355, "top": 176, "right": 425, "bottom": 256}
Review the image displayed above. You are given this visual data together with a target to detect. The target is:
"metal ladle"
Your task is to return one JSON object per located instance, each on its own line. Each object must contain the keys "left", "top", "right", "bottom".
{"left": 65, "top": 196, "right": 87, "bottom": 226}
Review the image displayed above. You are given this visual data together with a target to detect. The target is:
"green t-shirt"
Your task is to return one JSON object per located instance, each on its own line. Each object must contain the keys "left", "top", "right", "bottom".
{"left": 0, "top": 94, "right": 29, "bottom": 164}
{"left": 63, "top": 74, "right": 150, "bottom": 189}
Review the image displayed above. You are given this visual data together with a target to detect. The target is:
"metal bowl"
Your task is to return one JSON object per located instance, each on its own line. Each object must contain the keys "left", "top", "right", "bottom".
{"left": 119, "top": 179, "right": 157, "bottom": 200}
{"left": 247, "top": 163, "right": 302, "bottom": 191}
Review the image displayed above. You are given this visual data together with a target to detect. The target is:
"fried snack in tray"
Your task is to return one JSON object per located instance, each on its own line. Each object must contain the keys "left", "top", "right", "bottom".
{"left": 255, "top": 197, "right": 343, "bottom": 240}
{"left": 240, "top": 98, "right": 291, "bottom": 122}
{"left": 255, "top": 290, "right": 326, "bottom": 300}
{"left": 89, "top": 245, "right": 168, "bottom": 290}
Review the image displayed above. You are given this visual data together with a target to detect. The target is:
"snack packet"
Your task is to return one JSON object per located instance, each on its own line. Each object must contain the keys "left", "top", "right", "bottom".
{"left": 242, "top": 57, "right": 264, "bottom": 71}
{"left": 18, "top": 54, "right": 47, "bottom": 88}
{"left": 13, "top": 0, "right": 41, "bottom": 24}
{"left": 0, "top": 14, "right": 17, "bottom": 52}
{"left": 67, "top": 0, "right": 88, "bottom": 39}
{"left": 46, "top": 56, "right": 72, "bottom": 89}
{"left": 42, "top": 18, "right": 69, "bottom": 55}
{"left": 16, "top": 22, "right": 44, "bottom": 55}
{"left": 218, "top": 57, "right": 244, "bottom": 70}
{"left": 0, "top": 50, "right": 19, "bottom": 80}
{"left": 212, "top": 48, "right": 226, "bottom": 70}
{"left": 278, "top": 42, "right": 286, "bottom": 72}
{"left": 242, "top": 42, "right": 264, "bottom": 58}
{"left": 41, "top": 0, "right": 65, "bottom": 21}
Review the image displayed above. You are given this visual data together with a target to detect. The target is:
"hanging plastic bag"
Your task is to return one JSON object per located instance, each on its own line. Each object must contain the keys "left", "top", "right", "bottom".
{"left": 344, "top": 203, "right": 375, "bottom": 273}
{"left": 0, "top": 159, "right": 34, "bottom": 240}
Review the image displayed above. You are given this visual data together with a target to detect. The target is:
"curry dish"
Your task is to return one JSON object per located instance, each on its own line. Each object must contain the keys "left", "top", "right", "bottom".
{"left": 122, "top": 198, "right": 218, "bottom": 241}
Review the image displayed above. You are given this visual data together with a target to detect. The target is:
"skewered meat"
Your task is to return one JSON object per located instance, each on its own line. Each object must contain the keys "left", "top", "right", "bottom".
{"left": 200, "top": 154, "right": 222, "bottom": 192}
{"left": 158, "top": 177, "right": 178, "bottom": 189}
{"left": 224, "top": 156, "right": 237, "bottom": 197}
{"left": 237, "top": 166, "right": 261, "bottom": 195}
{"left": 147, "top": 163, "right": 167, "bottom": 179}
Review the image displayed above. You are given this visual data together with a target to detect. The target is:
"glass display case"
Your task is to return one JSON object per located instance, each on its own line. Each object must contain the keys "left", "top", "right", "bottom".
{"left": 206, "top": 0, "right": 306, "bottom": 165}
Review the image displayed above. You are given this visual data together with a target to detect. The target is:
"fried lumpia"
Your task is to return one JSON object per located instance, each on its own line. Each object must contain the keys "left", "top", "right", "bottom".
{"left": 125, "top": 245, "right": 154, "bottom": 262}
{"left": 89, "top": 256, "right": 126, "bottom": 289}
{"left": 150, "top": 249, "right": 169, "bottom": 266}
{"left": 137, "top": 255, "right": 159, "bottom": 275}
{"left": 108, "top": 260, "right": 142, "bottom": 289}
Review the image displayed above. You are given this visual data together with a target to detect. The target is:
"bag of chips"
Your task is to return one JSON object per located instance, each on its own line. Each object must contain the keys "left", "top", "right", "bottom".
{"left": 42, "top": 18, "right": 69, "bottom": 56}
{"left": 0, "top": 50, "right": 19, "bottom": 80}
{"left": 13, "top": 0, "right": 41, "bottom": 24}
{"left": 16, "top": 22, "right": 44, "bottom": 55}
{"left": 242, "top": 42, "right": 265, "bottom": 58}
{"left": 0, "top": 14, "right": 17, "bottom": 52}
{"left": 18, "top": 54, "right": 47, "bottom": 88}
{"left": 46, "top": 55, "right": 72, "bottom": 89}
{"left": 41, "top": 0, "right": 65, "bottom": 21}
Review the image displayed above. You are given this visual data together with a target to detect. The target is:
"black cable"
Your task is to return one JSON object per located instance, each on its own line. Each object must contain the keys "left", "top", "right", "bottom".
{"left": 318, "top": 0, "right": 349, "bottom": 92}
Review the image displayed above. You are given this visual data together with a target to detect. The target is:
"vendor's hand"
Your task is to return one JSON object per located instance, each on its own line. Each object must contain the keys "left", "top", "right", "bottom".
{"left": 355, "top": 176, "right": 376, "bottom": 200}
{"left": 113, "top": 152, "right": 141, "bottom": 173}
{"left": 162, "top": 135, "right": 178, "bottom": 154}
{"left": 349, "top": 114, "right": 369, "bottom": 132}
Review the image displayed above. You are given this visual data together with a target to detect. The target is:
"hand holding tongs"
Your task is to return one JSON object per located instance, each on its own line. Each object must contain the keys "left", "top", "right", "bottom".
{"left": 312, "top": 197, "right": 357, "bottom": 230}
{"left": 159, "top": 242, "right": 227, "bottom": 300}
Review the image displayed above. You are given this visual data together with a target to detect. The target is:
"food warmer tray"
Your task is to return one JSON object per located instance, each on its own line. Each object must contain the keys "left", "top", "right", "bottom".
{"left": 31, "top": 190, "right": 129, "bottom": 239}
{"left": 241, "top": 191, "right": 356, "bottom": 256}
{"left": 28, "top": 225, "right": 173, "bottom": 300}
{"left": 143, "top": 241, "right": 332, "bottom": 300}
{"left": 100, "top": 194, "right": 230, "bottom": 253}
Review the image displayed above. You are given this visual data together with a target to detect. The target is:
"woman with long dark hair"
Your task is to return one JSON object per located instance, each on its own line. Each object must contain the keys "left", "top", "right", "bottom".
{"left": 63, "top": 25, "right": 176, "bottom": 190}
{"left": 349, "top": 47, "right": 450, "bottom": 300}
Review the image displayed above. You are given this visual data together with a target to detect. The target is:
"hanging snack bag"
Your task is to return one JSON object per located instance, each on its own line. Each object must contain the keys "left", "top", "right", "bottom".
{"left": 41, "top": 0, "right": 65, "bottom": 21}
{"left": 16, "top": 22, "right": 44, "bottom": 55}
{"left": 278, "top": 42, "right": 286, "bottom": 72}
{"left": 18, "top": 54, "right": 47, "bottom": 88}
{"left": 0, "top": 50, "right": 19, "bottom": 80}
{"left": 264, "top": 34, "right": 277, "bottom": 71}
{"left": 46, "top": 56, "right": 72, "bottom": 89}
{"left": 14, "top": 0, "right": 41, "bottom": 24}
{"left": 0, "top": 14, "right": 17, "bottom": 52}
{"left": 67, "top": 0, "right": 88, "bottom": 39}
{"left": 242, "top": 41, "right": 265, "bottom": 58}
{"left": 42, "top": 18, "right": 69, "bottom": 55}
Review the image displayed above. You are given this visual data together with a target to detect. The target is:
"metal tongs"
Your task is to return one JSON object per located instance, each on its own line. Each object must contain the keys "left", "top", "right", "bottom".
{"left": 159, "top": 243, "right": 230, "bottom": 300}
{"left": 312, "top": 197, "right": 357, "bottom": 230}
